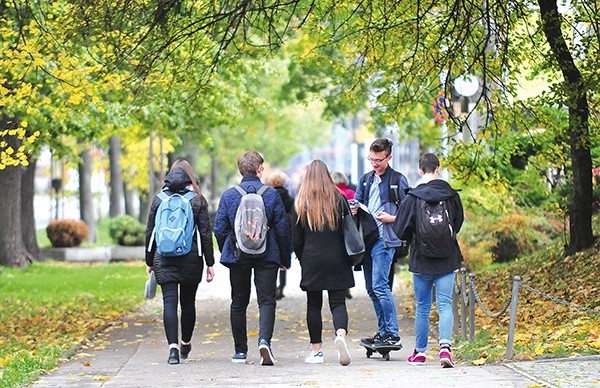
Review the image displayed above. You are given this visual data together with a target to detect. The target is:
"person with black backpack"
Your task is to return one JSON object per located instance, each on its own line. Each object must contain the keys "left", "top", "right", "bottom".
{"left": 145, "top": 159, "right": 215, "bottom": 365}
{"left": 392, "top": 153, "right": 464, "bottom": 368}
{"left": 213, "top": 151, "right": 291, "bottom": 366}
{"left": 351, "top": 138, "right": 409, "bottom": 349}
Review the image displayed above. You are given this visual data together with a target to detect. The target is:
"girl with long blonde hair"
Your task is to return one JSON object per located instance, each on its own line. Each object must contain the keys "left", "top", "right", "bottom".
{"left": 292, "top": 160, "right": 355, "bottom": 366}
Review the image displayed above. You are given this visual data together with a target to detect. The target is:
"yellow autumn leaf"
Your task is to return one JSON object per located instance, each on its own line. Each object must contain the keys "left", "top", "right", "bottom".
{"left": 92, "top": 375, "right": 111, "bottom": 381}
{"left": 471, "top": 358, "right": 487, "bottom": 365}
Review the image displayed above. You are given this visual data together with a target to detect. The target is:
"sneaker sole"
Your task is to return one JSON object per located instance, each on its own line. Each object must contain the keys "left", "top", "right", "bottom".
{"left": 304, "top": 358, "right": 324, "bottom": 364}
{"left": 231, "top": 358, "right": 247, "bottom": 364}
{"left": 259, "top": 346, "right": 275, "bottom": 366}
{"left": 440, "top": 358, "right": 454, "bottom": 368}
{"left": 335, "top": 337, "right": 351, "bottom": 366}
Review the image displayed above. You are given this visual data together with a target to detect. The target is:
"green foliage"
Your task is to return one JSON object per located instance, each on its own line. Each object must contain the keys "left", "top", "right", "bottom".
{"left": 0, "top": 261, "right": 147, "bottom": 387}
{"left": 45, "top": 219, "right": 89, "bottom": 248}
{"left": 108, "top": 215, "right": 146, "bottom": 246}
{"left": 459, "top": 185, "right": 562, "bottom": 270}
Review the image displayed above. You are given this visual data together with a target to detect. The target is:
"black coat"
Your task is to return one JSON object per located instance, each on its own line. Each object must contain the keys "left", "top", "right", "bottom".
{"left": 145, "top": 168, "right": 215, "bottom": 285}
{"left": 292, "top": 197, "right": 355, "bottom": 291}
{"left": 393, "top": 179, "right": 464, "bottom": 275}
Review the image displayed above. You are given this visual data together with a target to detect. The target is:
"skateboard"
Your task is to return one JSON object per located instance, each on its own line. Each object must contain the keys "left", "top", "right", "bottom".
{"left": 359, "top": 339, "right": 402, "bottom": 361}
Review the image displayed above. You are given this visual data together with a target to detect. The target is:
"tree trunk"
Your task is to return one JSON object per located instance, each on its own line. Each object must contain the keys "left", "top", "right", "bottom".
{"left": 0, "top": 116, "right": 33, "bottom": 267}
{"left": 108, "top": 136, "right": 124, "bottom": 217}
{"left": 138, "top": 191, "right": 150, "bottom": 224}
{"left": 79, "top": 147, "right": 97, "bottom": 242}
{"left": 538, "top": 0, "right": 594, "bottom": 254}
{"left": 21, "top": 157, "right": 41, "bottom": 261}
{"left": 124, "top": 180, "right": 136, "bottom": 218}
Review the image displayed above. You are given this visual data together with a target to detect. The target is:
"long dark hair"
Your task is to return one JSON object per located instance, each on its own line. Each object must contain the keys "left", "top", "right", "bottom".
{"left": 169, "top": 159, "right": 201, "bottom": 194}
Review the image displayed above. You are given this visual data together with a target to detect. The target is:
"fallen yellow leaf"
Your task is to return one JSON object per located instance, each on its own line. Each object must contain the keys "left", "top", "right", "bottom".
{"left": 472, "top": 358, "right": 486, "bottom": 365}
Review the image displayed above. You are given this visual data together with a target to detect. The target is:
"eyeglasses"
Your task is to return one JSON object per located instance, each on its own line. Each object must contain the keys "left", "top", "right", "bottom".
{"left": 367, "top": 155, "right": 390, "bottom": 164}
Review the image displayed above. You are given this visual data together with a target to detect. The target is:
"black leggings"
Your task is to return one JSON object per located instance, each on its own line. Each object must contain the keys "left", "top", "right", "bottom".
{"left": 161, "top": 282, "right": 199, "bottom": 345}
{"left": 306, "top": 289, "right": 348, "bottom": 344}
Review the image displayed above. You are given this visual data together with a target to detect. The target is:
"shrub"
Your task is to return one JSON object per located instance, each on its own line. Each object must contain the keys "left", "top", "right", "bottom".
{"left": 108, "top": 215, "right": 146, "bottom": 246}
{"left": 46, "top": 219, "right": 89, "bottom": 247}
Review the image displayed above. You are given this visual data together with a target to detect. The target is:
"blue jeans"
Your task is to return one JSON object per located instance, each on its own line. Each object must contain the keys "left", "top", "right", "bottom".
{"left": 362, "top": 239, "right": 398, "bottom": 336}
{"left": 412, "top": 272, "right": 455, "bottom": 352}
{"left": 229, "top": 262, "right": 279, "bottom": 354}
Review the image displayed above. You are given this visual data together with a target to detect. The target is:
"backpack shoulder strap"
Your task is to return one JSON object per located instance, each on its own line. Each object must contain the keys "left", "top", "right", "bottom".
{"left": 363, "top": 170, "right": 376, "bottom": 188}
{"left": 157, "top": 191, "right": 169, "bottom": 201}
{"left": 257, "top": 185, "right": 269, "bottom": 196}
{"left": 389, "top": 170, "right": 401, "bottom": 205}
{"left": 183, "top": 191, "right": 196, "bottom": 201}
{"left": 234, "top": 185, "right": 246, "bottom": 196}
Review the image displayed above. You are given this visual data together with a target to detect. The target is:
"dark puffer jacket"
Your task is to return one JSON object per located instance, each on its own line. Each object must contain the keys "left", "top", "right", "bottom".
{"left": 393, "top": 179, "right": 464, "bottom": 275}
{"left": 213, "top": 176, "right": 291, "bottom": 268}
{"left": 145, "top": 167, "right": 215, "bottom": 285}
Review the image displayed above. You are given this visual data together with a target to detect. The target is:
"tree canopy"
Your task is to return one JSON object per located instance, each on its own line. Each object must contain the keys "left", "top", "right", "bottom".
{"left": 0, "top": 0, "right": 597, "bottom": 267}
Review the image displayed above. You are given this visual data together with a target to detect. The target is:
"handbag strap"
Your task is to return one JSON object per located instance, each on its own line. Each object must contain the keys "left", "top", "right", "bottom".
{"left": 339, "top": 196, "right": 352, "bottom": 217}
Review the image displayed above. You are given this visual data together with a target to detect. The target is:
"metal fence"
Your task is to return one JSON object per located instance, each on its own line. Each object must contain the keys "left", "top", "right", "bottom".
{"left": 452, "top": 267, "right": 600, "bottom": 359}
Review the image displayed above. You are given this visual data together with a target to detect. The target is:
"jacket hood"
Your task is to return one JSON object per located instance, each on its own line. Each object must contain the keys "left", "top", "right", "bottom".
{"left": 163, "top": 167, "right": 192, "bottom": 192}
{"left": 408, "top": 179, "right": 458, "bottom": 202}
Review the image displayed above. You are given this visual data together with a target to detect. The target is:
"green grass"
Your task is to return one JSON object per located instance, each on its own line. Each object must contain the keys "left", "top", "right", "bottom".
{"left": 0, "top": 261, "right": 147, "bottom": 387}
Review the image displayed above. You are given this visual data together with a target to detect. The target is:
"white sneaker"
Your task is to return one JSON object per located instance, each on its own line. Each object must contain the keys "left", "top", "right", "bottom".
{"left": 304, "top": 351, "right": 324, "bottom": 364}
{"left": 335, "top": 336, "right": 351, "bottom": 366}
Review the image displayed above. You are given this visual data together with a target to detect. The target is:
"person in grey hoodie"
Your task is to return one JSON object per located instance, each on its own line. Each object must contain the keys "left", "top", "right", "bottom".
{"left": 392, "top": 153, "right": 464, "bottom": 368}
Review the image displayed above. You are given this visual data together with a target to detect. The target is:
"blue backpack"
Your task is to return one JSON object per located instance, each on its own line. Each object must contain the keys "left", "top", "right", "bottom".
{"left": 148, "top": 191, "right": 200, "bottom": 257}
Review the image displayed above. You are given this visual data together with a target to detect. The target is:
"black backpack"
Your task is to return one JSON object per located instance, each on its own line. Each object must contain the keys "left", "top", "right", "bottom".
{"left": 415, "top": 197, "right": 455, "bottom": 258}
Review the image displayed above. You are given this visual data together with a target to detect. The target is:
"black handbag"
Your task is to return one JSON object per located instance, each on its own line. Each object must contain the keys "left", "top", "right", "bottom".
{"left": 341, "top": 200, "right": 365, "bottom": 266}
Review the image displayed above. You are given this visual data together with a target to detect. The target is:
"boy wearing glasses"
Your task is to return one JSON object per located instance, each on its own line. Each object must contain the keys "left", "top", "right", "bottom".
{"left": 351, "top": 138, "right": 409, "bottom": 348}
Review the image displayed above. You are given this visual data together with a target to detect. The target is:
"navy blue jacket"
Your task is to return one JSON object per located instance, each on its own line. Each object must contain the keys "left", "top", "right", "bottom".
{"left": 213, "top": 175, "right": 292, "bottom": 268}
{"left": 355, "top": 166, "right": 408, "bottom": 248}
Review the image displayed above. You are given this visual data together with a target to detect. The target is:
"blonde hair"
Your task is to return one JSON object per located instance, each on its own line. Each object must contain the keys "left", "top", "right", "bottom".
{"left": 331, "top": 171, "right": 349, "bottom": 185}
{"left": 294, "top": 160, "right": 341, "bottom": 231}
{"left": 269, "top": 171, "right": 288, "bottom": 188}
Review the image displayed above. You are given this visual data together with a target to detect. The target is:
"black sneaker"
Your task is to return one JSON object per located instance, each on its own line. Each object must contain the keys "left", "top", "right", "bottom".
{"left": 180, "top": 343, "right": 191, "bottom": 359}
{"left": 360, "top": 332, "right": 383, "bottom": 345}
{"left": 168, "top": 348, "right": 180, "bottom": 364}
{"left": 372, "top": 333, "right": 402, "bottom": 348}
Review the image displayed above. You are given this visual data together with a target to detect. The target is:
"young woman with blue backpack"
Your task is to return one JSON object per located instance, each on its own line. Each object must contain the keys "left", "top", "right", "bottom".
{"left": 145, "top": 159, "right": 215, "bottom": 365}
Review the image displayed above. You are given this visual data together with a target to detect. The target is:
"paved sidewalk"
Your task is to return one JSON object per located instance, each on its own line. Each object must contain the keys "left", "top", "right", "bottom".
{"left": 31, "top": 265, "right": 599, "bottom": 387}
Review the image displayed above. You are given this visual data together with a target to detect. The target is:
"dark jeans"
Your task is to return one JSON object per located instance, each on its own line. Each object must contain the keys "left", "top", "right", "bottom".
{"left": 161, "top": 282, "right": 199, "bottom": 345}
{"left": 277, "top": 269, "right": 287, "bottom": 290}
{"left": 229, "top": 262, "right": 279, "bottom": 353}
{"left": 306, "top": 289, "right": 348, "bottom": 344}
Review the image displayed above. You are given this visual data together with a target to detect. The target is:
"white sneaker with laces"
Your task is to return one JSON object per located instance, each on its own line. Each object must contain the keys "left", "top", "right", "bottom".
{"left": 304, "top": 350, "right": 324, "bottom": 364}
{"left": 334, "top": 336, "right": 351, "bottom": 366}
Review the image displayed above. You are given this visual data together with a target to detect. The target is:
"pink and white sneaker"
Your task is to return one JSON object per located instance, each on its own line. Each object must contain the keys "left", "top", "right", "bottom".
{"left": 439, "top": 346, "right": 454, "bottom": 368}
{"left": 407, "top": 349, "right": 426, "bottom": 365}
